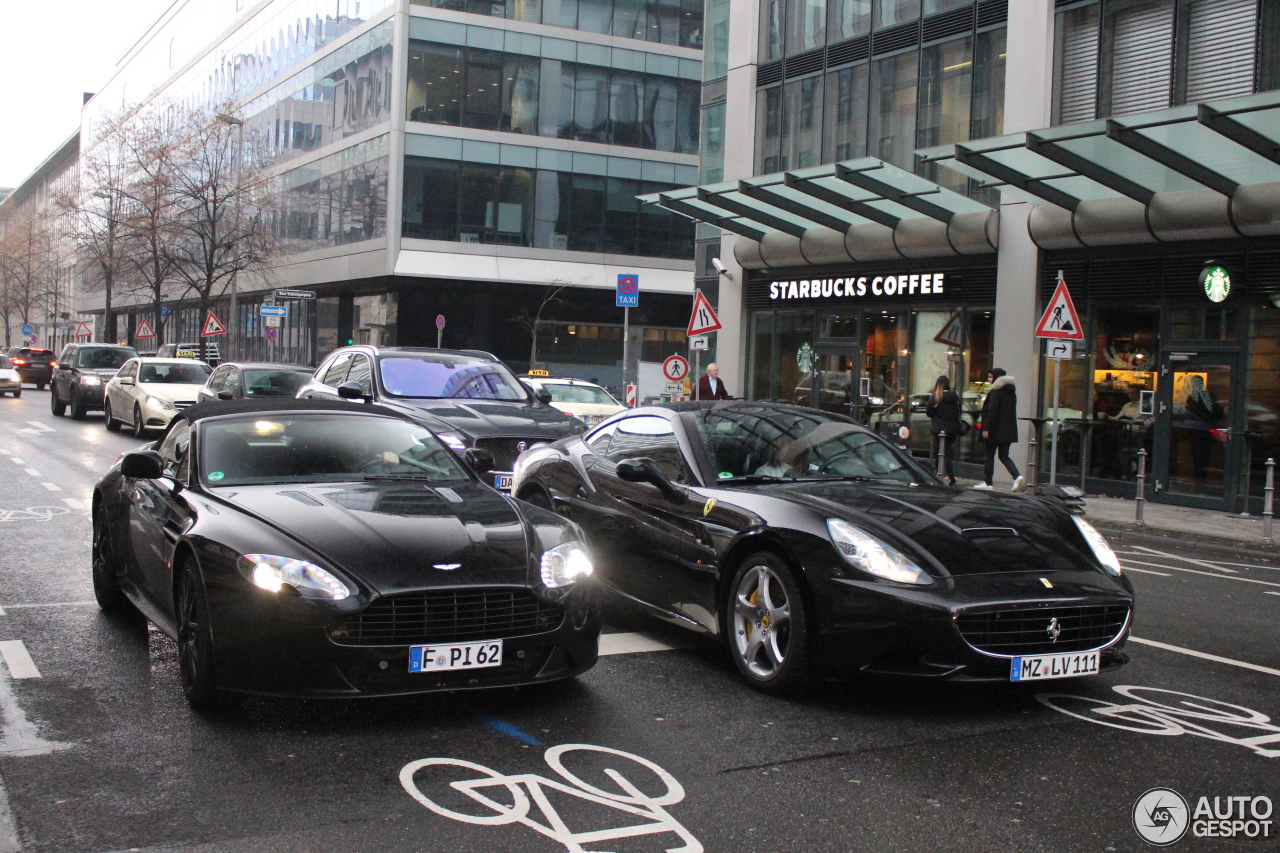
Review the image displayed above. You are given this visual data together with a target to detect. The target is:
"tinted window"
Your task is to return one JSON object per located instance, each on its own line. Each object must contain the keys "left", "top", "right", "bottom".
{"left": 243, "top": 369, "right": 309, "bottom": 398}
{"left": 546, "top": 383, "right": 619, "bottom": 405}
{"left": 605, "top": 415, "right": 687, "bottom": 481}
{"left": 585, "top": 424, "right": 615, "bottom": 456}
{"left": 320, "top": 353, "right": 354, "bottom": 386}
{"left": 159, "top": 421, "right": 192, "bottom": 480}
{"left": 117, "top": 361, "right": 138, "bottom": 380}
{"left": 139, "top": 362, "right": 213, "bottom": 384}
{"left": 206, "top": 366, "right": 229, "bottom": 392}
{"left": 379, "top": 355, "right": 526, "bottom": 400}
{"left": 77, "top": 347, "right": 136, "bottom": 369}
{"left": 346, "top": 355, "right": 373, "bottom": 395}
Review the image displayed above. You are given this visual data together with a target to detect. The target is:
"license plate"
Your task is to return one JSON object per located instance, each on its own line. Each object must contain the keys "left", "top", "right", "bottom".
{"left": 1010, "top": 650, "right": 1100, "bottom": 681}
{"left": 494, "top": 474, "right": 513, "bottom": 491}
{"left": 584, "top": 415, "right": 604, "bottom": 425}
{"left": 409, "top": 639, "right": 503, "bottom": 673}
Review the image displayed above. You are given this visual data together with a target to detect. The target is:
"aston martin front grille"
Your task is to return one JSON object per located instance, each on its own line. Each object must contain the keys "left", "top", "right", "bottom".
{"left": 328, "top": 587, "right": 563, "bottom": 646}
{"left": 956, "top": 604, "right": 1130, "bottom": 656}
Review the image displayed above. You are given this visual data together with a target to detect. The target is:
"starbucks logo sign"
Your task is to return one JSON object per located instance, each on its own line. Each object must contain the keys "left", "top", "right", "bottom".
{"left": 1200, "top": 264, "right": 1231, "bottom": 303}
{"left": 796, "top": 342, "right": 814, "bottom": 373}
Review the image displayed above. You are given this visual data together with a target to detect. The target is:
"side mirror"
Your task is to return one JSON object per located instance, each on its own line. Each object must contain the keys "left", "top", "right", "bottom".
{"left": 535, "top": 388, "right": 553, "bottom": 405}
{"left": 120, "top": 377, "right": 134, "bottom": 386}
{"left": 216, "top": 389, "right": 235, "bottom": 400}
{"left": 464, "top": 447, "right": 495, "bottom": 474}
{"left": 337, "top": 381, "right": 369, "bottom": 402}
{"left": 58, "top": 363, "right": 71, "bottom": 370}
{"left": 121, "top": 450, "right": 164, "bottom": 479}
{"left": 616, "top": 457, "right": 685, "bottom": 503}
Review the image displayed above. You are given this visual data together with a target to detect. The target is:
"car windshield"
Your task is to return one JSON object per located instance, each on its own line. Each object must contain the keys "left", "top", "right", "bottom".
{"left": 686, "top": 404, "right": 930, "bottom": 484}
{"left": 139, "top": 363, "right": 212, "bottom": 384}
{"left": 78, "top": 347, "right": 135, "bottom": 369}
{"left": 379, "top": 355, "right": 526, "bottom": 400}
{"left": 200, "top": 414, "right": 471, "bottom": 486}
{"left": 243, "top": 369, "right": 309, "bottom": 397}
{"left": 545, "top": 383, "right": 618, "bottom": 405}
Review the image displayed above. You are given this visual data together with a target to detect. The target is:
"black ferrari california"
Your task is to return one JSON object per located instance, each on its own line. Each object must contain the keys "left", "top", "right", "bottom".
{"left": 510, "top": 401, "right": 1133, "bottom": 693}
{"left": 91, "top": 399, "right": 599, "bottom": 709}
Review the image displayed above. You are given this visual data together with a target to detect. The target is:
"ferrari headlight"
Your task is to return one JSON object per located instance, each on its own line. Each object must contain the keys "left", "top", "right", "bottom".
{"left": 541, "top": 541, "right": 593, "bottom": 588}
{"left": 145, "top": 395, "right": 174, "bottom": 411}
{"left": 436, "top": 432, "right": 468, "bottom": 452}
{"left": 240, "top": 554, "right": 352, "bottom": 600}
{"left": 80, "top": 375, "right": 102, "bottom": 385}
{"left": 1072, "top": 517, "right": 1122, "bottom": 576}
{"left": 827, "top": 519, "right": 931, "bottom": 585}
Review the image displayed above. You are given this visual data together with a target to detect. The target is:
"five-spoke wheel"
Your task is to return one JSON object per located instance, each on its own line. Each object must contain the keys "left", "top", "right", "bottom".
{"left": 726, "top": 553, "right": 809, "bottom": 693}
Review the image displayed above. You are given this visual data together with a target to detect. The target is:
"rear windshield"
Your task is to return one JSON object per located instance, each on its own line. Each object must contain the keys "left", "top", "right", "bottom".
{"left": 139, "top": 362, "right": 212, "bottom": 384}
{"left": 379, "top": 355, "right": 526, "bottom": 401}
{"left": 243, "top": 369, "right": 309, "bottom": 398}
{"left": 545, "top": 384, "right": 618, "bottom": 406}
{"left": 19, "top": 351, "right": 52, "bottom": 362}
{"left": 78, "top": 347, "right": 136, "bottom": 369}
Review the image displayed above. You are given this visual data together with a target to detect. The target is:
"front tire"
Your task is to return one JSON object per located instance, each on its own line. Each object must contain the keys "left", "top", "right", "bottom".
{"left": 92, "top": 505, "right": 136, "bottom": 616}
{"left": 133, "top": 404, "right": 147, "bottom": 439}
{"left": 69, "top": 391, "right": 86, "bottom": 420}
{"left": 104, "top": 399, "right": 121, "bottom": 432}
{"left": 51, "top": 387, "right": 66, "bottom": 416}
{"left": 12, "top": 389, "right": 20, "bottom": 398}
{"left": 725, "top": 552, "right": 811, "bottom": 695}
{"left": 177, "top": 562, "right": 222, "bottom": 712}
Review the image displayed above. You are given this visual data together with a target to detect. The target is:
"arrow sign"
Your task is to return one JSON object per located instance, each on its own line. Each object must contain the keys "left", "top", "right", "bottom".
{"left": 662, "top": 354, "right": 690, "bottom": 382}
{"left": 74, "top": 321, "right": 93, "bottom": 338}
{"left": 687, "top": 291, "right": 722, "bottom": 336}
{"left": 134, "top": 318, "right": 156, "bottom": 338}
{"left": 933, "top": 311, "right": 964, "bottom": 347}
{"left": 201, "top": 311, "right": 228, "bottom": 337}
{"left": 1035, "top": 272, "right": 1084, "bottom": 340}
{"left": 259, "top": 305, "right": 287, "bottom": 317}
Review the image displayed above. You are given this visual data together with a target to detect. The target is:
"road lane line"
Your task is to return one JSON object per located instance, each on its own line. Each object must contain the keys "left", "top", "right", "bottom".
{"left": 40, "top": 484, "right": 60, "bottom": 492}
{"left": 0, "top": 450, "right": 9, "bottom": 455}
{"left": 22, "top": 470, "right": 39, "bottom": 478}
{"left": 0, "top": 602, "right": 95, "bottom": 610}
{"left": 1266, "top": 591, "right": 1280, "bottom": 597}
{"left": 24, "top": 422, "right": 49, "bottom": 432}
{"left": 0, "top": 643, "right": 40, "bottom": 679}
{"left": 60, "top": 498, "right": 86, "bottom": 511}
{"left": 0, "top": 609, "right": 5, "bottom": 617}
{"left": 1131, "top": 637, "right": 1280, "bottom": 677}
{"left": 598, "top": 632, "right": 682, "bottom": 656}
{"left": 1119, "top": 560, "right": 1280, "bottom": 589}
{"left": 1122, "top": 567, "right": 1171, "bottom": 577}
{"left": 7, "top": 460, "right": 21, "bottom": 465}
{"left": 1132, "top": 546, "right": 1237, "bottom": 573}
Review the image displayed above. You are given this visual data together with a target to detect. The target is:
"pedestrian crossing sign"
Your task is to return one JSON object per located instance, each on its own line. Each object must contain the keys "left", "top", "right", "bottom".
{"left": 1035, "top": 272, "right": 1083, "bottom": 340}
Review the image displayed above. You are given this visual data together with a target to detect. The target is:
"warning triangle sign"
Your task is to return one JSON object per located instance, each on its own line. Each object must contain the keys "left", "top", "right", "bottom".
{"left": 134, "top": 318, "right": 156, "bottom": 338}
{"left": 933, "top": 310, "right": 964, "bottom": 347}
{"left": 687, "top": 291, "right": 723, "bottom": 337}
{"left": 74, "top": 321, "right": 93, "bottom": 338}
{"left": 1035, "top": 273, "right": 1084, "bottom": 340}
{"left": 201, "top": 311, "right": 227, "bottom": 337}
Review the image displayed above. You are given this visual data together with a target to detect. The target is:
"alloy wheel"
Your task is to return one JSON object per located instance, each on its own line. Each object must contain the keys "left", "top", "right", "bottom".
{"left": 731, "top": 564, "right": 793, "bottom": 679}
{"left": 133, "top": 405, "right": 146, "bottom": 438}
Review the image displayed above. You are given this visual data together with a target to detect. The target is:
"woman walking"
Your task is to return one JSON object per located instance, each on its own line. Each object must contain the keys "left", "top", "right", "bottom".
{"left": 976, "top": 368, "right": 1026, "bottom": 492}
{"left": 925, "top": 375, "right": 962, "bottom": 486}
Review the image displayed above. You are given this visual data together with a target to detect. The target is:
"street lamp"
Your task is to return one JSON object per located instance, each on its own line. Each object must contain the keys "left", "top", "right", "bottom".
{"left": 216, "top": 113, "right": 245, "bottom": 360}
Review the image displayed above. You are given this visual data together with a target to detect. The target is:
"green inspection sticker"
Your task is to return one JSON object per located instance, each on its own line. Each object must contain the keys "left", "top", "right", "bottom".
{"left": 208, "top": 472, "right": 225, "bottom": 481}
{"left": 718, "top": 472, "right": 733, "bottom": 479}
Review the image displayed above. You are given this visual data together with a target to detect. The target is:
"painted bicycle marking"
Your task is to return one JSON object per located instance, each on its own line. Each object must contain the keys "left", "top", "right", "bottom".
{"left": 1038, "top": 686, "right": 1280, "bottom": 758}
{"left": 400, "top": 743, "right": 703, "bottom": 853}
{"left": 0, "top": 506, "right": 70, "bottom": 522}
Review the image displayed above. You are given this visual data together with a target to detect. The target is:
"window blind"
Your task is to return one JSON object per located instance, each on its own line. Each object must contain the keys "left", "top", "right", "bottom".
{"left": 1185, "top": 0, "right": 1258, "bottom": 103}
{"left": 1057, "top": 7, "right": 1100, "bottom": 123}
{"left": 1107, "top": 1, "right": 1174, "bottom": 115}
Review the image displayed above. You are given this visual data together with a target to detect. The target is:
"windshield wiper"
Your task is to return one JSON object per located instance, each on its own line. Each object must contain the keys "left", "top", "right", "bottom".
{"left": 362, "top": 473, "right": 442, "bottom": 480}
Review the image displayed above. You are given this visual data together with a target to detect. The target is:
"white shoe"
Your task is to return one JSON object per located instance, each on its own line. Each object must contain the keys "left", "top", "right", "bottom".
{"left": 1011, "top": 475, "right": 1026, "bottom": 492}
{"left": 972, "top": 483, "right": 993, "bottom": 490}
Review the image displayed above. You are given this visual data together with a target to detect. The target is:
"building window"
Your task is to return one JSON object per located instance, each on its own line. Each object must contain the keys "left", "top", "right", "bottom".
{"left": 874, "top": 0, "right": 920, "bottom": 29}
{"left": 760, "top": 0, "right": 786, "bottom": 63}
{"left": 782, "top": 76, "right": 824, "bottom": 169}
{"left": 1102, "top": 0, "right": 1175, "bottom": 117}
{"left": 823, "top": 64, "right": 870, "bottom": 161}
{"left": 412, "top": 0, "right": 702, "bottom": 48}
{"left": 785, "top": 0, "right": 828, "bottom": 55}
{"left": 756, "top": 87, "right": 784, "bottom": 174}
{"left": 869, "top": 51, "right": 918, "bottom": 169}
{"left": 705, "top": 0, "right": 731, "bottom": 79}
{"left": 700, "top": 102, "right": 726, "bottom": 182}
{"left": 827, "top": 0, "right": 872, "bottom": 42}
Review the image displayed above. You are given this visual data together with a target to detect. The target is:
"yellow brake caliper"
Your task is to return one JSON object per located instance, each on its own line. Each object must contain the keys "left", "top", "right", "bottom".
{"left": 744, "top": 589, "right": 759, "bottom": 639}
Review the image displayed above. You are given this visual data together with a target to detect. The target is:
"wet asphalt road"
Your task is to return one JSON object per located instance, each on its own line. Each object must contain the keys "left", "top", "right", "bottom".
{"left": 0, "top": 389, "right": 1276, "bottom": 853}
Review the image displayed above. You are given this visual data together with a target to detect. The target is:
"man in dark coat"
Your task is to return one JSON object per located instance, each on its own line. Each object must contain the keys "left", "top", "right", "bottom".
{"left": 976, "top": 367, "right": 1025, "bottom": 491}
{"left": 696, "top": 363, "right": 732, "bottom": 400}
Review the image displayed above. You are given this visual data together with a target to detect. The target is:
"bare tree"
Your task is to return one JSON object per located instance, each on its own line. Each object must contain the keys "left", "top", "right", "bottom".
{"left": 514, "top": 283, "right": 572, "bottom": 369}
{"left": 0, "top": 209, "right": 59, "bottom": 344}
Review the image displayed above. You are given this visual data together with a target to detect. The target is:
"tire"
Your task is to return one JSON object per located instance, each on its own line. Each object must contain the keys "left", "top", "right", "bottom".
{"left": 520, "top": 488, "right": 555, "bottom": 512}
{"left": 70, "top": 391, "right": 86, "bottom": 420}
{"left": 104, "top": 399, "right": 121, "bottom": 432}
{"left": 133, "top": 404, "right": 147, "bottom": 439}
{"left": 724, "top": 552, "right": 811, "bottom": 695}
{"left": 35, "top": 382, "right": 45, "bottom": 391}
{"left": 92, "top": 505, "right": 137, "bottom": 616}
{"left": 12, "top": 389, "right": 20, "bottom": 398}
{"left": 51, "top": 386, "right": 66, "bottom": 416}
{"left": 177, "top": 561, "right": 222, "bottom": 712}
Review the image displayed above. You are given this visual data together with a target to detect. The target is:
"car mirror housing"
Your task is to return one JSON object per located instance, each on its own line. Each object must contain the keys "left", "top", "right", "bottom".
{"left": 337, "top": 381, "right": 370, "bottom": 402}
{"left": 616, "top": 457, "right": 685, "bottom": 503}
{"left": 121, "top": 450, "right": 164, "bottom": 479}
{"left": 119, "top": 377, "right": 134, "bottom": 386}
{"left": 217, "top": 389, "right": 235, "bottom": 400}
{"left": 535, "top": 388, "right": 553, "bottom": 405}
{"left": 464, "top": 447, "right": 495, "bottom": 474}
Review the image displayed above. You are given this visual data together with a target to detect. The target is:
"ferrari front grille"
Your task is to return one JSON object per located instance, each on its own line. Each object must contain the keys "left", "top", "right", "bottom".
{"left": 328, "top": 587, "right": 564, "bottom": 646}
{"left": 956, "top": 604, "right": 1130, "bottom": 656}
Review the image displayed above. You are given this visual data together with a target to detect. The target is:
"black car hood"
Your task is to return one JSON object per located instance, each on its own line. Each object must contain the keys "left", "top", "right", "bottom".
{"left": 213, "top": 480, "right": 533, "bottom": 594}
{"left": 383, "top": 398, "right": 577, "bottom": 439}
{"left": 761, "top": 480, "right": 1098, "bottom": 577}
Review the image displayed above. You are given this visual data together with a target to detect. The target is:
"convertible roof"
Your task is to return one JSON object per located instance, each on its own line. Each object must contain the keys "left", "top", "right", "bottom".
{"left": 173, "top": 398, "right": 406, "bottom": 426}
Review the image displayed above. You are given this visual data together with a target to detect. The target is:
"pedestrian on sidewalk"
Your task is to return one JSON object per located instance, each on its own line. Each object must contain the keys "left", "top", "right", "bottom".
{"left": 976, "top": 368, "right": 1026, "bottom": 492}
{"left": 925, "top": 375, "right": 962, "bottom": 486}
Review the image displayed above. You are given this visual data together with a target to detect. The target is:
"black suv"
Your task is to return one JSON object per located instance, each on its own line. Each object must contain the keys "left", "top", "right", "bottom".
{"left": 296, "top": 346, "right": 584, "bottom": 491}
{"left": 52, "top": 343, "right": 139, "bottom": 419}
{"left": 4, "top": 348, "right": 56, "bottom": 389}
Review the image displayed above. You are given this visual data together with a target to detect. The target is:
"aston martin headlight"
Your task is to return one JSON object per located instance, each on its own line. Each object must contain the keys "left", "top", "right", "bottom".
{"left": 240, "top": 554, "right": 352, "bottom": 600}
{"left": 540, "top": 541, "right": 593, "bottom": 588}
{"left": 1072, "top": 517, "right": 1123, "bottom": 576}
{"left": 145, "top": 395, "right": 174, "bottom": 411}
{"left": 827, "top": 519, "right": 931, "bottom": 585}
{"left": 436, "top": 432, "right": 468, "bottom": 452}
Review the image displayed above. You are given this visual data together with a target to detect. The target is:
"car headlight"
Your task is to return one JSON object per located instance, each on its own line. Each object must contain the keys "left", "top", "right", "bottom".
{"left": 827, "top": 519, "right": 931, "bottom": 585}
{"left": 436, "top": 432, "right": 468, "bottom": 452}
{"left": 240, "top": 554, "right": 352, "bottom": 600}
{"left": 541, "top": 540, "right": 593, "bottom": 588}
{"left": 1072, "top": 517, "right": 1122, "bottom": 576}
{"left": 80, "top": 375, "right": 102, "bottom": 385}
{"left": 145, "top": 395, "right": 175, "bottom": 411}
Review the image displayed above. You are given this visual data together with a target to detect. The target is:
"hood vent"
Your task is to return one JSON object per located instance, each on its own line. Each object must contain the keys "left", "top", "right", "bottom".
{"left": 962, "top": 526, "right": 1019, "bottom": 539}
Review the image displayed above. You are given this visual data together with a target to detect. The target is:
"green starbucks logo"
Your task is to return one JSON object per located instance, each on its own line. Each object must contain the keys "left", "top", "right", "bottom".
{"left": 1201, "top": 264, "right": 1231, "bottom": 303}
{"left": 796, "top": 342, "right": 814, "bottom": 373}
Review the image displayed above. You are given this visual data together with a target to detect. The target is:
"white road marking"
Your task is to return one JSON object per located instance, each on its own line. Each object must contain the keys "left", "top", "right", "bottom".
{"left": 1266, "top": 591, "right": 1280, "bottom": 598}
{"left": 1132, "top": 545, "right": 1237, "bottom": 574}
{"left": 24, "top": 422, "right": 51, "bottom": 432}
{"left": 598, "top": 632, "right": 682, "bottom": 656}
{"left": 0, "top": 602, "right": 95, "bottom": 610}
{"left": 0, "top": 609, "right": 5, "bottom": 617}
{"left": 40, "top": 483, "right": 60, "bottom": 492}
{"left": 22, "top": 470, "right": 39, "bottom": 478}
{"left": 1119, "top": 560, "right": 1280, "bottom": 589}
{"left": 0, "top": 450, "right": 9, "bottom": 455}
{"left": 7, "top": 460, "right": 21, "bottom": 465}
{"left": 1122, "top": 567, "right": 1171, "bottom": 577}
{"left": 60, "top": 498, "right": 86, "bottom": 511}
{"left": 1130, "top": 636, "right": 1280, "bottom": 678}
{"left": 0, "top": 642, "right": 40, "bottom": 679}
{"left": 0, "top": 658, "right": 71, "bottom": 759}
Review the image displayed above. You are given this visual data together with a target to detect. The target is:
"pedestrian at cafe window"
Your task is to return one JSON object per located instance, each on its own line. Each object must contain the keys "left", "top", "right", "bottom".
{"left": 975, "top": 368, "right": 1026, "bottom": 492}
{"left": 697, "top": 363, "right": 732, "bottom": 400}
{"left": 925, "top": 375, "right": 961, "bottom": 487}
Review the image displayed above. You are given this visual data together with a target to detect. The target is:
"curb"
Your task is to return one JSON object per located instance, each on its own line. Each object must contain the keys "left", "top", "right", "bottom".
{"left": 1090, "top": 519, "right": 1280, "bottom": 563}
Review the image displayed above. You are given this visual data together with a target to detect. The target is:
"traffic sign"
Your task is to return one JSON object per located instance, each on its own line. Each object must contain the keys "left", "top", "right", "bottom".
{"left": 134, "top": 319, "right": 156, "bottom": 338}
{"left": 662, "top": 355, "right": 690, "bottom": 382}
{"left": 159, "top": 305, "right": 171, "bottom": 317}
{"left": 436, "top": 315, "right": 446, "bottom": 330}
{"left": 260, "top": 305, "right": 287, "bottom": 317}
{"left": 20, "top": 324, "right": 34, "bottom": 337}
{"left": 687, "top": 291, "right": 722, "bottom": 336}
{"left": 1046, "top": 339, "right": 1073, "bottom": 360}
{"left": 201, "top": 311, "right": 227, "bottom": 337}
{"left": 74, "top": 321, "right": 93, "bottom": 338}
{"left": 665, "top": 383, "right": 684, "bottom": 394}
{"left": 933, "top": 310, "right": 964, "bottom": 347}
{"left": 1035, "top": 272, "right": 1084, "bottom": 340}
{"left": 616, "top": 274, "right": 639, "bottom": 308}
{"left": 264, "top": 315, "right": 281, "bottom": 327}
{"left": 265, "top": 327, "right": 278, "bottom": 342}
{"left": 689, "top": 336, "right": 709, "bottom": 351}
{"left": 276, "top": 289, "right": 316, "bottom": 300}
{"left": 57, "top": 322, "right": 70, "bottom": 330}
{"left": 625, "top": 384, "right": 637, "bottom": 406}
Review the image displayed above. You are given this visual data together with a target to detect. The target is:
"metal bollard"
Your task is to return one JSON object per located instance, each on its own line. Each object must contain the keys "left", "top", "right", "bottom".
{"left": 1027, "top": 429, "right": 1039, "bottom": 490}
{"left": 1263, "top": 458, "right": 1275, "bottom": 546}
{"left": 1133, "top": 448, "right": 1147, "bottom": 529}
{"left": 936, "top": 431, "right": 947, "bottom": 479}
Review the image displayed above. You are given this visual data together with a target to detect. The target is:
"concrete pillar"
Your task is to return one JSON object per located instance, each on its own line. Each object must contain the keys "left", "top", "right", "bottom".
{"left": 992, "top": 0, "right": 1055, "bottom": 480}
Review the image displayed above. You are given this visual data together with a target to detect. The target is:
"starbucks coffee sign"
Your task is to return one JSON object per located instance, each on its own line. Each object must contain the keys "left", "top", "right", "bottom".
{"left": 1200, "top": 264, "right": 1231, "bottom": 303}
{"left": 769, "top": 272, "right": 948, "bottom": 302}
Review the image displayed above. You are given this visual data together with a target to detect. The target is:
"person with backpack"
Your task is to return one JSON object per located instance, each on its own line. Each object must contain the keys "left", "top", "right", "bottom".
{"left": 925, "top": 375, "right": 962, "bottom": 486}
{"left": 975, "top": 368, "right": 1026, "bottom": 492}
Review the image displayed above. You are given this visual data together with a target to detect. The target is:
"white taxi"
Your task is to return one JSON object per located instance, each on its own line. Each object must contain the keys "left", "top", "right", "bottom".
{"left": 521, "top": 374, "right": 626, "bottom": 427}
{"left": 104, "top": 358, "right": 212, "bottom": 437}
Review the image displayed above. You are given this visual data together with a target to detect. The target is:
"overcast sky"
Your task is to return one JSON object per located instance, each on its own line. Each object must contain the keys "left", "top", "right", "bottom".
{"left": 0, "top": 0, "right": 174, "bottom": 188}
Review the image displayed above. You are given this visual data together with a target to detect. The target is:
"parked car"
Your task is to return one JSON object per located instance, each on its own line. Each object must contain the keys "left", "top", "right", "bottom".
{"left": 296, "top": 347, "right": 584, "bottom": 492}
{"left": 4, "top": 348, "right": 56, "bottom": 389}
{"left": 51, "top": 343, "right": 138, "bottom": 419}
{"left": 91, "top": 398, "right": 600, "bottom": 709}
{"left": 0, "top": 356, "right": 22, "bottom": 397}
{"left": 198, "top": 362, "right": 313, "bottom": 403}
{"left": 157, "top": 342, "right": 221, "bottom": 367}
{"left": 520, "top": 375, "right": 627, "bottom": 427}
{"left": 511, "top": 401, "right": 1133, "bottom": 693}
{"left": 103, "top": 358, "right": 212, "bottom": 437}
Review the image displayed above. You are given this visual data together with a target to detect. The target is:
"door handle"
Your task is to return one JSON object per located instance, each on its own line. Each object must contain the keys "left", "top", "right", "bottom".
{"left": 1159, "top": 402, "right": 1167, "bottom": 414}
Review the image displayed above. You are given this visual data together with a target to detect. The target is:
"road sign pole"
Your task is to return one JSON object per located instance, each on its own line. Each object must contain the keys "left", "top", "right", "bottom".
{"left": 1050, "top": 356, "right": 1061, "bottom": 486}
{"left": 437, "top": 327, "right": 442, "bottom": 349}
{"left": 694, "top": 348, "right": 700, "bottom": 401}
{"left": 622, "top": 306, "right": 629, "bottom": 397}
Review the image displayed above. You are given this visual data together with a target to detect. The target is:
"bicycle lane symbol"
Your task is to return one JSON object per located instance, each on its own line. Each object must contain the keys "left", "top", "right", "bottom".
{"left": 1037, "top": 686, "right": 1280, "bottom": 758}
{"left": 400, "top": 743, "right": 703, "bottom": 853}
{"left": 0, "top": 507, "right": 70, "bottom": 522}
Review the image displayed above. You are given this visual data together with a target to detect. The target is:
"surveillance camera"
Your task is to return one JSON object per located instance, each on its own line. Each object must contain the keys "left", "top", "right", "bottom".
{"left": 711, "top": 258, "right": 732, "bottom": 278}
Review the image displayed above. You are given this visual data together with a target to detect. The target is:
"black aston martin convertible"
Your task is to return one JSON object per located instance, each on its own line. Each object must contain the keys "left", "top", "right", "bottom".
{"left": 92, "top": 399, "right": 599, "bottom": 709}
{"left": 510, "top": 401, "right": 1133, "bottom": 693}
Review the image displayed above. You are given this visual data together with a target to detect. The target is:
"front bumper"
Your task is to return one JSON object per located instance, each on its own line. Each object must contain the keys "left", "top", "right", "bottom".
{"left": 74, "top": 383, "right": 106, "bottom": 409}
{"left": 143, "top": 405, "right": 179, "bottom": 428}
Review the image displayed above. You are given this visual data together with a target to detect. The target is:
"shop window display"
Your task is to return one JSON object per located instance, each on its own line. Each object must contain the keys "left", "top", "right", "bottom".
{"left": 778, "top": 311, "right": 817, "bottom": 406}
{"left": 1086, "top": 305, "right": 1158, "bottom": 483}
